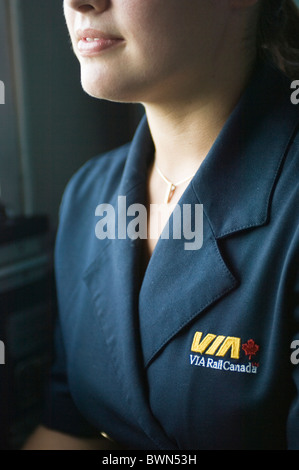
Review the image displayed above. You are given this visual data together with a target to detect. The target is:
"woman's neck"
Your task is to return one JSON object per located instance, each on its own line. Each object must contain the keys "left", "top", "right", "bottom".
{"left": 144, "top": 56, "right": 256, "bottom": 182}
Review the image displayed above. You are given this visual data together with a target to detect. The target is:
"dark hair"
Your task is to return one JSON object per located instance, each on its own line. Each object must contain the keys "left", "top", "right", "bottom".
{"left": 257, "top": 0, "right": 299, "bottom": 79}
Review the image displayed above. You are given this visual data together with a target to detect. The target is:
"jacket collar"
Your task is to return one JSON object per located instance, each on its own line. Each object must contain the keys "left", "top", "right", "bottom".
{"left": 122, "top": 60, "right": 299, "bottom": 239}
{"left": 192, "top": 60, "right": 299, "bottom": 238}
{"left": 117, "top": 113, "right": 154, "bottom": 200}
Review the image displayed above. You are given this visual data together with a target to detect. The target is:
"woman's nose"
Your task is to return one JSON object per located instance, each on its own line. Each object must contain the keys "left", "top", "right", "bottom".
{"left": 64, "top": 0, "right": 110, "bottom": 13}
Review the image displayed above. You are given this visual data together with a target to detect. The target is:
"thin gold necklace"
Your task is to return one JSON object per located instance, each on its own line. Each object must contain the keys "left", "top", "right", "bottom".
{"left": 155, "top": 163, "right": 195, "bottom": 204}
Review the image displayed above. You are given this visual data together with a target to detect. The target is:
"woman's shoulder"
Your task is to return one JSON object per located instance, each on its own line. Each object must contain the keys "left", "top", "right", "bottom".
{"left": 59, "top": 142, "right": 131, "bottom": 212}
{"left": 68, "top": 142, "right": 130, "bottom": 191}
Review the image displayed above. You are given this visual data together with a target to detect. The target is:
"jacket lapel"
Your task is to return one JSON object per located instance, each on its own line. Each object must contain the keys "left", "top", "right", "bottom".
{"left": 139, "top": 184, "right": 238, "bottom": 368}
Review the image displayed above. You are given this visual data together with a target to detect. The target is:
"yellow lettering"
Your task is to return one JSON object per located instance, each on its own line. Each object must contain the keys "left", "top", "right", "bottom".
{"left": 191, "top": 332, "right": 241, "bottom": 359}
{"left": 191, "top": 332, "right": 216, "bottom": 354}
{"left": 205, "top": 335, "right": 226, "bottom": 355}
{"left": 216, "top": 336, "right": 241, "bottom": 359}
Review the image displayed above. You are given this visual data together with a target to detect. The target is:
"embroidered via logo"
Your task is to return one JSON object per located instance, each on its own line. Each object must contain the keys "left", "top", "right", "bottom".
{"left": 191, "top": 332, "right": 241, "bottom": 359}
{"left": 190, "top": 332, "right": 260, "bottom": 375}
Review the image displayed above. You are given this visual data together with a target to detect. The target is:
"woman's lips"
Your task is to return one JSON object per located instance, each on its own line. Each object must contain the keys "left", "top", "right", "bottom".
{"left": 77, "top": 28, "right": 124, "bottom": 56}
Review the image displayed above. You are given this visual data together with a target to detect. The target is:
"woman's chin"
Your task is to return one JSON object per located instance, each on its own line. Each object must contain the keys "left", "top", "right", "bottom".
{"left": 80, "top": 74, "right": 131, "bottom": 103}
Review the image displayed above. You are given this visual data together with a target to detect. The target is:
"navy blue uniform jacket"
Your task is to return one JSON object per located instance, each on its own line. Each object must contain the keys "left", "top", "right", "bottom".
{"left": 44, "top": 61, "right": 299, "bottom": 449}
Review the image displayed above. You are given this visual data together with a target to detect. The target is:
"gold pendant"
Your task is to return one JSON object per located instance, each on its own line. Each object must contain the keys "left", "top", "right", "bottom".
{"left": 165, "top": 183, "right": 176, "bottom": 204}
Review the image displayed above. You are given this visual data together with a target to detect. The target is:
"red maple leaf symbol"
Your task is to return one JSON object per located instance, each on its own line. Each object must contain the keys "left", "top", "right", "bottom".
{"left": 242, "top": 339, "right": 259, "bottom": 360}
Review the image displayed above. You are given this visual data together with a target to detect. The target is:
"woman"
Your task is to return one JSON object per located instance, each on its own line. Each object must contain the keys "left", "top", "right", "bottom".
{"left": 24, "top": 0, "right": 299, "bottom": 449}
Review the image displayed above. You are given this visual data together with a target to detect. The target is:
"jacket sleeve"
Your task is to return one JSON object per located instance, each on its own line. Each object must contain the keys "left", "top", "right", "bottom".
{"left": 41, "top": 315, "right": 99, "bottom": 438}
{"left": 41, "top": 178, "right": 99, "bottom": 438}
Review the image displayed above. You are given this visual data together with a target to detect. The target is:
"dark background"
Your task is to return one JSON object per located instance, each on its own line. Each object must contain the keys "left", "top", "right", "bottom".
{"left": 0, "top": 0, "right": 142, "bottom": 228}
{"left": 0, "top": 0, "right": 142, "bottom": 449}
